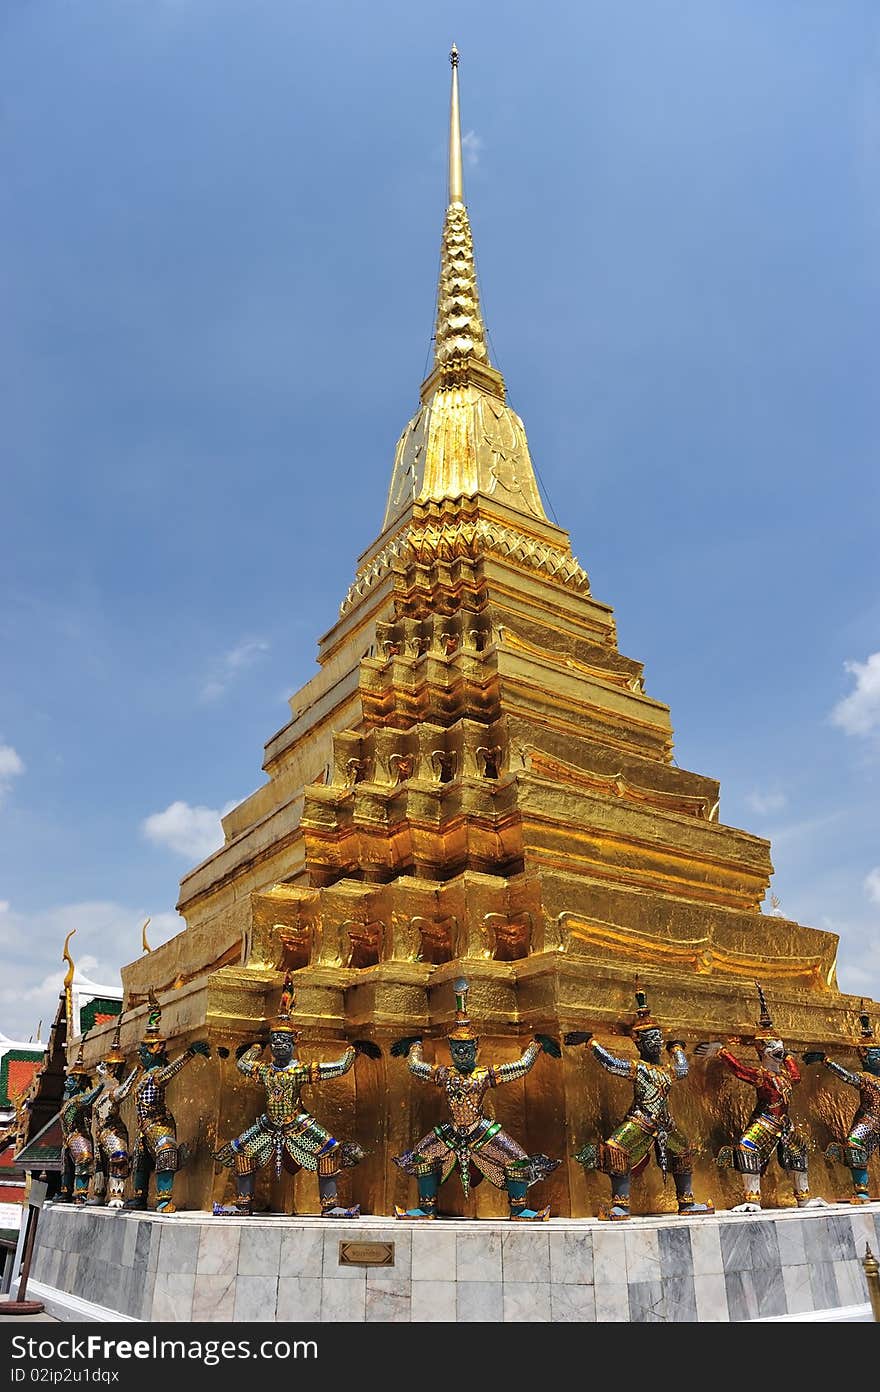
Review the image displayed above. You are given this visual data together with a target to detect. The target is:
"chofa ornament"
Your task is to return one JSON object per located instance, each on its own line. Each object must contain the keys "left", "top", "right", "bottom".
{"left": 390, "top": 976, "right": 562, "bottom": 1220}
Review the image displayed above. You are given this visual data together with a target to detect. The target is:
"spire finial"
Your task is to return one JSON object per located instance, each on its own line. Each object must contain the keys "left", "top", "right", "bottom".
{"left": 448, "top": 43, "right": 463, "bottom": 206}
{"left": 104, "top": 1011, "right": 126, "bottom": 1065}
{"left": 754, "top": 981, "right": 774, "bottom": 1033}
{"left": 378, "top": 47, "right": 551, "bottom": 531}
{"left": 428, "top": 46, "right": 490, "bottom": 374}
{"left": 62, "top": 929, "right": 76, "bottom": 1034}
{"left": 630, "top": 974, "right": 658, "bottom": 1035}
{"left": 269, "top": 972, "right": 297, "bottom": 1035}
{"left": 449, "top": 976, "right": 477, "bottom": 1040}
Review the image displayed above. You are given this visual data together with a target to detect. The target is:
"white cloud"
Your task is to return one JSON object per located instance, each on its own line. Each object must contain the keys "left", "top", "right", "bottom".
{"left": 462, "top": 130, "right": 483, "bottom": 169}
{"left": 0, "top": 900, "right": 180, "bottom": 1041}
{"left": 865, "top": 868, "right": 880, "bottom": 904}
{"left": 830, "top": 651, "right": 880, "bottom": 736}
{"left": 0, "top": 741, "right": 24, "bottom": 803}
{"left": 834, "top": 920, "right": 880, "bottom": 1000}
{"left": 762, "top": 809, "right": 846, "bottom": 850}
{"left": 200, "top": 637, "right": 269, "bottom": 703}
{"left": 142, "top": 800, "right": 229, "bottom": 860}
{"left": 746, "top": 789, "right": 787, "bottom": 815}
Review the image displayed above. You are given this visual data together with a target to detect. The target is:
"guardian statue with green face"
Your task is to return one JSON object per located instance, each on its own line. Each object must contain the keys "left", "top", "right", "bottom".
{"left": 803, "top": 1008, "right": 880, "bottom": 1205}
{"left": 123, "top": 989, "right": 210, "bottom": 1213}
{"left": 391, "top": 978, "right": 561, "bottom": 1220}
{"left": 567, "top": 980, "right": 714, "bottom": 1220}
{"left": 213, "top": 974, "right": 379, "bottom": 1217}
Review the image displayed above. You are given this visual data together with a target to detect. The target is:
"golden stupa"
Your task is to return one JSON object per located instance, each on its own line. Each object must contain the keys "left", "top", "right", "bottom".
{"left": 87, "top": 49, "right": 876, "bottom": 1216}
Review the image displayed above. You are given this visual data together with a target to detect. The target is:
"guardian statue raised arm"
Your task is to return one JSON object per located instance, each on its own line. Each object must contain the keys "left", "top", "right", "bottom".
{"left": 88, "top": 1016, "right": 139, "bottom": 1208}
{"left": 803, "top": 1007, "right": 880, "bottom": 1204}
{"left": 123, "top": 989, "right": 210, "bottom": 1213}
{"left": 697, "top": 982, "right": 827, "bottom": 1211}
{"left": 59, "top": 1039, "right": 101, "bottom": 1205}
{"left": 566, "top": 980, "right": 713, "bottom": 1220}
{"left": 391, "top": 977, "right": 561, "bottom": 1221}
{"left": 213, "top": 974, "right": 380, "bottom": 1217}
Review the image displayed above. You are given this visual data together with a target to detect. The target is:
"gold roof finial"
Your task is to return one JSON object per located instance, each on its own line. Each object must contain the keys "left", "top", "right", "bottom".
{"left": 448, "top": 44, "right": 463, "bottom": 206}
{"left": 378, "top": 46, "right": 551, "bottom": 531}
{"left": 432, "top": 45, "right": 490, "bottom": 373}
{"left": 62, "top": 929, "right": 76, "bottom": 1034}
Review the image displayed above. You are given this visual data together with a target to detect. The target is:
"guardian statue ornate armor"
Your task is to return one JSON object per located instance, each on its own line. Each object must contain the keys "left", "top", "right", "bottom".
{"left": 698, "top": 983, "right": 827, "bottom": 1211}
{"left": 567, "top": 981, "right": 713, "bottom": 1220}
{"left": 88, "top": 1016, "right": 139, "bottom": 1208}
{"left": 391, "top": 978, "right": 561, "bottom": 1221}
{"left": 124, "top": 989, "right": 210, "bottom": 1213}
{"left": 804, "top": 1007, "right": 880, "bottom": 1204}
{"left": 213, "top": 974, "right": 379, "bottom": 1217}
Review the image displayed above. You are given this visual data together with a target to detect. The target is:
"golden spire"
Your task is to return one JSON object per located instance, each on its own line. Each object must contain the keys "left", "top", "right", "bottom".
{"left": 448, "top": 45, "right": 463, "bottom": 206}
{"left": 432, "top": 45, "right": 490, "bottom": 373}
{"left": 379, "top": 46, "right": 549, "bottom": 532}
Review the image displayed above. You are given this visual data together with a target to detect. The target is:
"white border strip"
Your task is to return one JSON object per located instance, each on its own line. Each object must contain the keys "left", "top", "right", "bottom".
{"left": 23, "top": 1280, "right": 874, "bottom": 1324}
{"left": 754, "top": 1302, "right": 871, "bottom": 1322}
{"left": 26, "top": 1279, "right": 138, "bottom": 1323}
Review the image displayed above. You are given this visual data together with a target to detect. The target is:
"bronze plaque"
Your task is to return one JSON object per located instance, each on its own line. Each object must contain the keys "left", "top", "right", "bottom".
{"left": 338, "top": 1240, "right": 395, "bottom": 1268}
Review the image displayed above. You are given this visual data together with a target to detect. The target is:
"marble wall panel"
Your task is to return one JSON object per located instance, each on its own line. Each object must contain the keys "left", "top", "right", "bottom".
{"left": 29, "top": 1203, "right": 880, "bottom": 1324}
{"left": 411, "top": 1227, "right": 456, "bottom": 1282}
{"left": 502, "top": 1281, "right": 551, "bottom": 1322}
{"left": 550, "top": 1282, "right": 596, "bottom": 1321}
{"left": 232, "top": 1274, "right": 279, "bottom": 1322}
{"left": 276, "top": 1275, "right": 322, "bottom": 1322}
{"left": 456, "top": 1280, "right": 503, "bottom": 1321}
{"left": 192, "top": 1273, "right": 237, "bottom": 1322}
{"left": 152, "top": 1273, "right": 196, "bottom": 1322}
{"left": 238, "top": 1224, "right": 281, "bottom": 1277}
{"left": 280, "top": 1225, "right": 324, "bottom": 1279}
{"left": 410, "top": 1279, "right": 456, "bottom": 1322}
{"left": 549, "top": 1230, "right": 594, "bottom": 1285}
{"left": 321, "top": 1277, "right": 366, "bottom": 1322}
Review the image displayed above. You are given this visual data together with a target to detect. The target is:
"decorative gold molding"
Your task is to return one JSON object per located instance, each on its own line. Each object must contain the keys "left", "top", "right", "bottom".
{"left": 342, "top": 513, "right": 588, "bottom": 615}
{"left": 556, "top": 911, "right": 831, "bottom": 989}
{"left": 527, "top": 748, "right": 712, "bottom": 819}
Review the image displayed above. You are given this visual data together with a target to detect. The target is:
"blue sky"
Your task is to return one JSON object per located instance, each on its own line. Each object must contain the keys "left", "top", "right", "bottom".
{"left": 2, "top": 2, "right": 878, "bottom": 1040}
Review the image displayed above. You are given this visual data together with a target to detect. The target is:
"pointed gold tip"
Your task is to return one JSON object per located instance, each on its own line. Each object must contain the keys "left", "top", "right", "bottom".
{"left": 62, "top": 928, "right": 76, "bottom": 1033}
{"left": 448, "top": 44, "right": 463, "bottom": 205}
{"left": 62, "top": 929, "right": 76, "bottom": 989}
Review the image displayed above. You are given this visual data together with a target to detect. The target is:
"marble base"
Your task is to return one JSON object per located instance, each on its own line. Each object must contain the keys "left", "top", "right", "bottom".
{"left": 28, "top": 1200, "right": 880, "bottom": 1323}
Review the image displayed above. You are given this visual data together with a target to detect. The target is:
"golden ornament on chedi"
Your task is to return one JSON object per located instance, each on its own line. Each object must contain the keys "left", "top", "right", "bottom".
{"left": 78, "top": 48, "right": 877, "bottom": 1218}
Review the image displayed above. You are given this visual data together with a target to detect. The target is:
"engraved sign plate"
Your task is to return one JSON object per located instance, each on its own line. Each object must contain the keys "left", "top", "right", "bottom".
{"left": 338, "top": 1240, "right": 395, "bottom": 1268}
